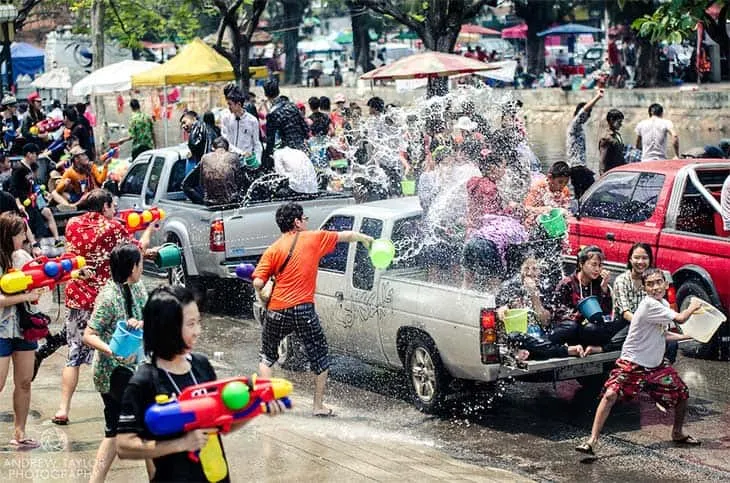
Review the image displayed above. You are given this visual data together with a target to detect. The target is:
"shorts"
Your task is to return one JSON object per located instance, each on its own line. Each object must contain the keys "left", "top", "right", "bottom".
{"left": 100, "top": 366, "right": 134, "bottom": 438}
{"left": 603, "top": 358, "right": 689, "bottom": 409}
{"left": 0, "top": 337, "right": 38, "bottom": 357}
{"left": 260, "top": 303, "right": 329, "bottom": 374}
{"left": 65, "top": 308, "right": 93, "bottom": 367}
{"left": 461, "top": 237, "right": 503, "bottom": 277}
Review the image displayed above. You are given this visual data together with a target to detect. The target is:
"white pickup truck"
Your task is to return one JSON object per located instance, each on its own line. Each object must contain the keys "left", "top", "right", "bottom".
{"left": 256, "top": 198, "right": 623, "bottom": 413}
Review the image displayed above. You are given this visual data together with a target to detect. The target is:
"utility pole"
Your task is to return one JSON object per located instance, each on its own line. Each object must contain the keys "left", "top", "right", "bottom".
{"left": 91, "top": 0, "right": 107, "bottom": 150}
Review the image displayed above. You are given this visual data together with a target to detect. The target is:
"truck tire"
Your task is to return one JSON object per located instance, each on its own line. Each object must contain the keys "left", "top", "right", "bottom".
{"left": 405, "top": 334, "right": 452, "bottom": 414}
{"left": 167, "top": 235, "right": 207, "bottom": 308}
{"left": 677, "top": 280, "right": 720, "bottom": 360}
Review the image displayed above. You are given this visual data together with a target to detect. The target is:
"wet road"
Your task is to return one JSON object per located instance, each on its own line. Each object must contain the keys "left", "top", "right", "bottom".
{"left": 198, "top": 314, "right": 730, "bottom": 482}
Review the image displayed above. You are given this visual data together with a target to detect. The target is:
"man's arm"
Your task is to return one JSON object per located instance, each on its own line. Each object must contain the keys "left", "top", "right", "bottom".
{"left": 337, "top": 231, "right": 373, "bottom": 247}
{"left": 635, "top": 135, "right": 642, "bottom": 151}
{"left": 583, "top": 89, "right": 604, "bottom": 113}
{"left": 673, "top": 298, "right": 702, "bottom": 324}
{"left": 669, "top": 127, "right": 680, "bottom": 158}
{"left": 251, "top": 117, "right": 263, "bottom": 162}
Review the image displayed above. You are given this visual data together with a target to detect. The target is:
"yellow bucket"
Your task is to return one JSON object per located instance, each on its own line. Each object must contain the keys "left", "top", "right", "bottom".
{"left": 504, "top": 309, "right": 529, "bottom": 334}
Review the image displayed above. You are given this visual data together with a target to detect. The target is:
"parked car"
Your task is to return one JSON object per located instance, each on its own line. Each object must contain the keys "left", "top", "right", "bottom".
{"left": 256, "top": 198, "right": 629, "bottom": 413}
{"left": 569, "top": 159, "right": 730, "bottom": 359}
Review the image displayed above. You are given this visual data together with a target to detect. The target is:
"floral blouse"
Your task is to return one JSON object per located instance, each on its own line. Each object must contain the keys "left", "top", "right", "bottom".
{"left": 88, "top": 279, "right": 148, "bottom": 394}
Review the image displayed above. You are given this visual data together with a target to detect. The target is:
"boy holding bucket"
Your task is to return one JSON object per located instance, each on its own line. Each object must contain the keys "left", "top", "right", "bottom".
{"left": 83, "top": 244, "right": 149, "bottom": 482}
{"left": 576, "top": 268, "right": 703, "bottom": 456}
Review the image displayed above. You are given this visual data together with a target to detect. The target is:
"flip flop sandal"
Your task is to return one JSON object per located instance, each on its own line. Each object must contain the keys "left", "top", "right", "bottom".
{"left": 673, "top": 435, "right": 701, "bottom": 446}
{"left": 10, "top": 438, "right": 40, "bottom": 449}
{"left": 575, "top": 442, "right": 595, "bottom": 456}
{"left": 51, "top": 415, "right": 69, "bottom": 425}
{"left": 312, "top": 408, "right": 335, "bottom": 418}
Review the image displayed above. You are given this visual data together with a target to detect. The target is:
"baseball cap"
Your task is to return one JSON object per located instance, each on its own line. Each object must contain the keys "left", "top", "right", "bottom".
{"left": 27, "top": 92, "right": 41, "bottom": 103}
{"left": 334, "top": 93, "right": 346, "bottom": 104}
{"left": 1, "top": 95, "right": 17, "bottom": 107}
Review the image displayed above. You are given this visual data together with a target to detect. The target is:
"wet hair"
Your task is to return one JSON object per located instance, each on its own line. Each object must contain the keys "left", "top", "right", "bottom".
{"left": 263, "top": 79, "right": 280, "bottom": 99}
{"left": 649, "top": 103, "right": 663, "bottom": 117}
{"left": 319, "top": 96, "right": 331, "bottom": 111}
{"left": 477, "top": 150, "right": 502, "bottom": 177}
{"left": 641, "top": 267, "right": 666, "bottom": 285}
{"left": 23, "top": 143, "right": 39, "bottom": 155}
{"left": 574, "top": 102, "right": 587, "bottom": 117}
{"left": 78, "top": 188, "right": 113, "bottom": 213}
{"left": 223, "top": 83, "right": 238, "bottom": 99}
{"left": 577, "top": 245, "right": 605, "bottom": 270}
{"left": 75, "top": 102, "right": 87, "bottom": 115}
{"left": 606, "top": 109, "right": 624, "bottom": 123}
{"left": 228, "top": 93, "right": 245, "bottom": 106}
{"left": 202, "top": 111, "right": 216, "bottom": 128}
{"left": 0, "top": 212, "right": 25, "bottom": 272}
{"left": 212, "top": 136, "right": 229, "bottom": 151}
{"left": 626, "top": 242, "right": 654, "bottom": 270}
{"left": 180, "top": 110, "right": 198, "bottom": 122}
{"left": 110, "top": 243, "right": 142, "bottom": 318}
{"left": 366, "top": 96, "right": 384, "bottom": 113}
{"left": 143, "top": 285, "right": 195, "bottom": 360}
{"left": 129, "top": 99, "right": 140, "bottom": 110}
{"left": 308, "top": 96, "right": 320, "bottom": 111}
{"left": 63, "top": 107, "right": 78, "bottom": 123}
{"left": 275, "top": 202, "right": 304, "bottom": 232}
{"left": 548, "top": 161, "right": 570, "bottom": 178}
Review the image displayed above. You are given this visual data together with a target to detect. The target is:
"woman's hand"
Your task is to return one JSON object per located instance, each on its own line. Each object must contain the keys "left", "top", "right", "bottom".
{"left": 178, "top": 430, "right": 209, "bottom": 453}
{"left": 126, "top": 318, "right": 143, "bottom": 329}
{"left": 25, "top": 288, "right": 46, "bottom": 303}
{"left": 600, "top": 269, "right": 610, "bottom": 290}
{"left": 523, "top": 276, "right": 537, "bottom": 293}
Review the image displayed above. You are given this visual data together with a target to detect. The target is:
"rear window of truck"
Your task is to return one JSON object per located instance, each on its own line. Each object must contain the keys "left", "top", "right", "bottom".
{"left": 581, "top": 172, "right": 664, "bottom": 223}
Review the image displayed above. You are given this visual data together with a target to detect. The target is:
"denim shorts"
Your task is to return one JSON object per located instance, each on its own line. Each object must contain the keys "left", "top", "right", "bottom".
{"left": 0, "top": 337, "right": 38, "bottom": 357}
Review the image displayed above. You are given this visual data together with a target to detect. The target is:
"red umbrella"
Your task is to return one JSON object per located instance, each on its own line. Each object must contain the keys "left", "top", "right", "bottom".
{"left": 360, "top": 51, "right": 498, "bottom": 80}
{"left": 461, "top": 24, "right": 500, "bottom": 36}
{"left": 501, "top": 24, "right": 527, "bottom": 40}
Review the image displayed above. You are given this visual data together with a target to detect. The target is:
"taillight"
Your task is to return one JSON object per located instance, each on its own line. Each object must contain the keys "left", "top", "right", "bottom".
{"left": 480, "top": 308, "right": 498, "bottom": 364}
{"left": 210, "top": 218, "right": 225, "bottom": 252}
{"left": 666, "top": 284, "right": 677, "bottom": 309}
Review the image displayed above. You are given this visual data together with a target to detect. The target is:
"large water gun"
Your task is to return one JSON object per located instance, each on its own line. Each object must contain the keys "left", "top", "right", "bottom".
{"left": 99, "top": 146, "right": 119, "bottom": 162}
{"left": 0, "top": 254, "right": 85, "bottom": 295}
{"left": 23, "top": 184, "right": 47, "bottom": 209}
{"left": 46, "top": 137, "right": 67, "bottom": 156}
{"left": 30, "top": 118, "right": 64, "bottom": 135}
{"left": 145, "top": 375, "right": 292, "bottom": 481}
{"left": 118, "top": 207, "right": 166, "bottom": 233}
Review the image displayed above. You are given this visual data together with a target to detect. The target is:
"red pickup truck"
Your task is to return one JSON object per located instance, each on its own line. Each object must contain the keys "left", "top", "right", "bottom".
{"left": 568, "top": 159, "right": 729, "bottom": 359}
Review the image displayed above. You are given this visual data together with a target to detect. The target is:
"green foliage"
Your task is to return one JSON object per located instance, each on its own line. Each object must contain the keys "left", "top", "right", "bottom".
{"left": 632, "top": 0, "right": 725, "bottom": 43}
{"left": 71, "top": 0, "right": 204, "bottom": 48}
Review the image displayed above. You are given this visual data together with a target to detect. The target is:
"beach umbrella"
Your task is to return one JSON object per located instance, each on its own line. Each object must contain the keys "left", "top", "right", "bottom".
{"left": 298, "top": 39, "right": 343, "bottom": 54}
{"left": 537, "top": 23, "right": 603, "bottom": 37}
{"left": 31, "top": 67, "right": 71, "bottom": 90}
{"left": 334, "top": 31, "right": 353, "bottom": 44}
{"left": 71, "top": 60, "right": 159, "bottom": 97}
{"left": 461, "top": 24, "right": 500, "bottom": 36}
{"left": 360, "top": 51, "right": 499, "bottom": 80}
{"left": 501, "top": 24, "right": 527, "bottom": 39}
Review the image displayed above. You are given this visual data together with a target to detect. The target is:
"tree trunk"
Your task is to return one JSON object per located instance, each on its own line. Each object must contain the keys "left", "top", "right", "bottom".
{"left": 636, "top": 37, "right": 658, "bottom": 87}
{"left": 526, "top": 33, "right": 544, "bottom": 74}
{"left": 280, "top": 1, "right": 304, "bottom": 85}
{"left": 91, "top": 0, "right": 107, "bottom": 151}
{"left": 239, "top": 36, "right": 251, "bottom": 90}
{"left": 350, "top": 4, "right": 370, "bottom": 73}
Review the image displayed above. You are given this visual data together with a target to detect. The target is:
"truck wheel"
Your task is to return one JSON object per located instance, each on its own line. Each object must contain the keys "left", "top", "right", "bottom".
{"left": 167, "top": 235, "right": 206, "bottom": 307}
{"left": 405, "top": 334, "right": 451, "bottom": 414}
{"left": 677, "top": 280, "right": 720, "bottom": 360}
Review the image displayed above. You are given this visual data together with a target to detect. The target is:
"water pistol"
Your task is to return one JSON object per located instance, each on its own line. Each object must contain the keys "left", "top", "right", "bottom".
{"left": 0, "top": 254, "right": 86, "bottom": 295}
{"left": 99, "top": 146, "right": 119, "bottom": 162}
{"left": 46, "top": 137, "right": 67, "bottom": 156}
{"left": 23, "top": 184, "right": 47, "bottom": 208}
{"left": 117, "top": 207, "right": 166, "bottom": 233}
{"left": 30, "top": 118, "right": 64, "bottom": 135}
{"left": 145, "top": 375, "right": 292, "bottom": 475}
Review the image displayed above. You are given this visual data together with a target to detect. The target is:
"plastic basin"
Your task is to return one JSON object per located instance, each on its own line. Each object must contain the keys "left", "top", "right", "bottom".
{"left": 577, "top": 296, "right": 603, "bottom": 323}
{"left": 109, "top": 320, "right": 143, "bottom": 358}
{"left": 369, "top": 239, "right": 395, "bottom": 269}
{"left": 504, "top": 308, "right": 529, "bottom": 334}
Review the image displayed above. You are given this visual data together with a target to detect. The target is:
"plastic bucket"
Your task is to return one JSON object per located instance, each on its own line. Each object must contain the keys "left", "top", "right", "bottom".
{"left": 109, "top": 320, "right": 143, "bottom": 358}
{"left": 538, "top": 208, "right": 567, "bottom": 238}
{"left": 577, "top": 296, "right": 603, "bottom": 323}
{"left": 401, "top": 179, "right": 416, "bottom": 196}
{"left": 369, "top": 239, "right": 395, "bottom": 269}
{"left": 155, "top": 243, "right": 182, "bottom": 269}
{"left": 243, "top": 154, "right": 260, "bottom": 169}
{"left": 503, "top": 309, "right": 529, "bottom": 334}
{"left": 681, "top": 297, "right": 727, "bottom": 343}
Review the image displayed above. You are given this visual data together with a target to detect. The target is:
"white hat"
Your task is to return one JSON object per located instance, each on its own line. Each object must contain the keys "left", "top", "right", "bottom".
{"left": 454, "top": 116, "right": 477, "bottom": 132}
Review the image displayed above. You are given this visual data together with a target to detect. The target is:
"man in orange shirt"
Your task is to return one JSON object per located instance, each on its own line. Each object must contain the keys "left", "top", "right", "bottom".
{"left": 253, "top": 203, "right": 373, "bottom": 417}
{"left": 55, "top": 146, "right": 109, "bottom": 203}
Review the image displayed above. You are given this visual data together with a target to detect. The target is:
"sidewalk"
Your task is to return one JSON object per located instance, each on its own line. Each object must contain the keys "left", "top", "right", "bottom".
{"left": 0, "top": 350, "right": 532, "bottom": 482}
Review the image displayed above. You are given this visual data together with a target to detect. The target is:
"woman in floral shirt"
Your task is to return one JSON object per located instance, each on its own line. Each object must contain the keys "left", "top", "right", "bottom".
{"left": 83, "top": 243, "right": 147, "bottom": 483}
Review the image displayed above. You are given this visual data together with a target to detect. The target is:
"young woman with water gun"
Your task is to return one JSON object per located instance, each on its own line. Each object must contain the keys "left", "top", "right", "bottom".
{"left": 82, "top": 243, "right": 148, "bottom": 483}
{"left": 116, "top": 286, "right": 287, "bottom": 482}
{"left": 0, "top": 212, "right": 46, "bottom": 449}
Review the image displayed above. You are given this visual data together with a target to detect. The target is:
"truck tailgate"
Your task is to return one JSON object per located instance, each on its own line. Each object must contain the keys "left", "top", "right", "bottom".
{"left": 499, "top": 351, "right": 619, "bottom": 380}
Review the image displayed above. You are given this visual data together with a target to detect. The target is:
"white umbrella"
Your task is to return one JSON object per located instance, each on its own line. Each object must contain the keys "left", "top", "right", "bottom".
{"left": 71, "top": 60, "right": 159, "bottom": 97}
{"left": 31, "top": 67, "right": 71, "bottom": 90}
{"left": 298, "top": 39, "right": 343, "bottom": 54}
{"left": 474, "top": 60, "right": 517, "bottom": 83}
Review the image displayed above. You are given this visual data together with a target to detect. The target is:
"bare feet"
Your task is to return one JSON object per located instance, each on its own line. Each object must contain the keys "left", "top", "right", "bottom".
{"left": 515, "top": 349, "right": 530, "bottom": 361}
{"left": 583, "top": 345, "right": 603, "bottom": 357}
{"left": 567, "top": 345, "right": 584, "bottom": 357}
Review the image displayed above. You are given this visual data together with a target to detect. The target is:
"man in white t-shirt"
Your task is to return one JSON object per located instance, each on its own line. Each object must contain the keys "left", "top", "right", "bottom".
{"left": 721, "top": 174, "right": 730, "bottom": 231}
{"left": 635, "top": 103, "right": 679, "bottom": 161}
{"left": 576, "top": 268, "right": 703, "bottom": 457}
{"left": 273, "top": 147, "right": 318, "bottom": 194}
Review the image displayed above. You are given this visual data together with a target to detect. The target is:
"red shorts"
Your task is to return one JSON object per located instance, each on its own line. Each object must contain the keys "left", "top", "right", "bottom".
{"left": 603, "top": 358, "right": 689, "bottom": 408}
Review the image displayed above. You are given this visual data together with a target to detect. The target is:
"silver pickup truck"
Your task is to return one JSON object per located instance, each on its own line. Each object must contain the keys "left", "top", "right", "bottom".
{"left": 255, "top": 198, "right": 624, "bottom": 413}
{"left": 115, "top": 145, "right": 354, "bottom": 308}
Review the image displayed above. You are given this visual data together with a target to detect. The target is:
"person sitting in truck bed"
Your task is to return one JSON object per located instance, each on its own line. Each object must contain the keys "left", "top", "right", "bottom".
{"left": 551, "top": 246, "right": 622, "bottom": 355}
{"left": 199, "top": 136, "right": 245, "bottom": 206}
{"left": 54, "top": 146, "right": 109, "bottom": 204}
{"left": 497, "top": 255, "right": 583, "bottom": 361}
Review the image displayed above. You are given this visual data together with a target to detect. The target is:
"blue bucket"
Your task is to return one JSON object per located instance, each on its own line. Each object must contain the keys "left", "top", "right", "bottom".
{"left": 577, "top": 296, "right": 603, "bottom": 324}
{"left": 109, "top": 320, "right": 143, "bottom": 358}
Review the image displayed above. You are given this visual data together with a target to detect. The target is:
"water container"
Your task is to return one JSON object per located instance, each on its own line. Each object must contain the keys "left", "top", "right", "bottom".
{"left": 369, "top": 239, "right": 395, "bottom": 269}
{"left": 681, "top": 297, "right": 727, "bottom": 344}
{"left": 503, "top": 309, "right": 529, "bottom": 334}
{"left": 401, "top": 179, "right": 416, "bottom": 196}
{"left": 577, "top": 296, "right": 603, "bottom": 324}
{"left": 155, "top": 243, "right": 182, "bottom": 269}
{"left": 538, "top": 208, "right": 567, "bottom": 238}
{"left": 109, "top": 320, "right": 143, "bottom": 358}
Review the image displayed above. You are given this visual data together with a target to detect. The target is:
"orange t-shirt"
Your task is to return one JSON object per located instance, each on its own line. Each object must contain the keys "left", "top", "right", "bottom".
{"left": 56, "top": 164, "right": 109, "bottom": 195}
{"left": 253, "top": 230, "right": 339, "bottom": 311}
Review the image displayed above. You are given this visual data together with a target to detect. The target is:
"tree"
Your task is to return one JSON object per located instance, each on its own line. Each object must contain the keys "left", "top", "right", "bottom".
{"left": 347, "top": 0, "right": 372, "bottom": 74}
{"left": 268, "top": 0, "right": 309, "bottom": 84}
{"left": 513, "top": 1, "right": 577, "bottom": 74}
{"left": 632, "top": 0, "right": 728, "bottom": 80}
{"left": 211, "top": 0, "right": 268, "bottom": 91}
